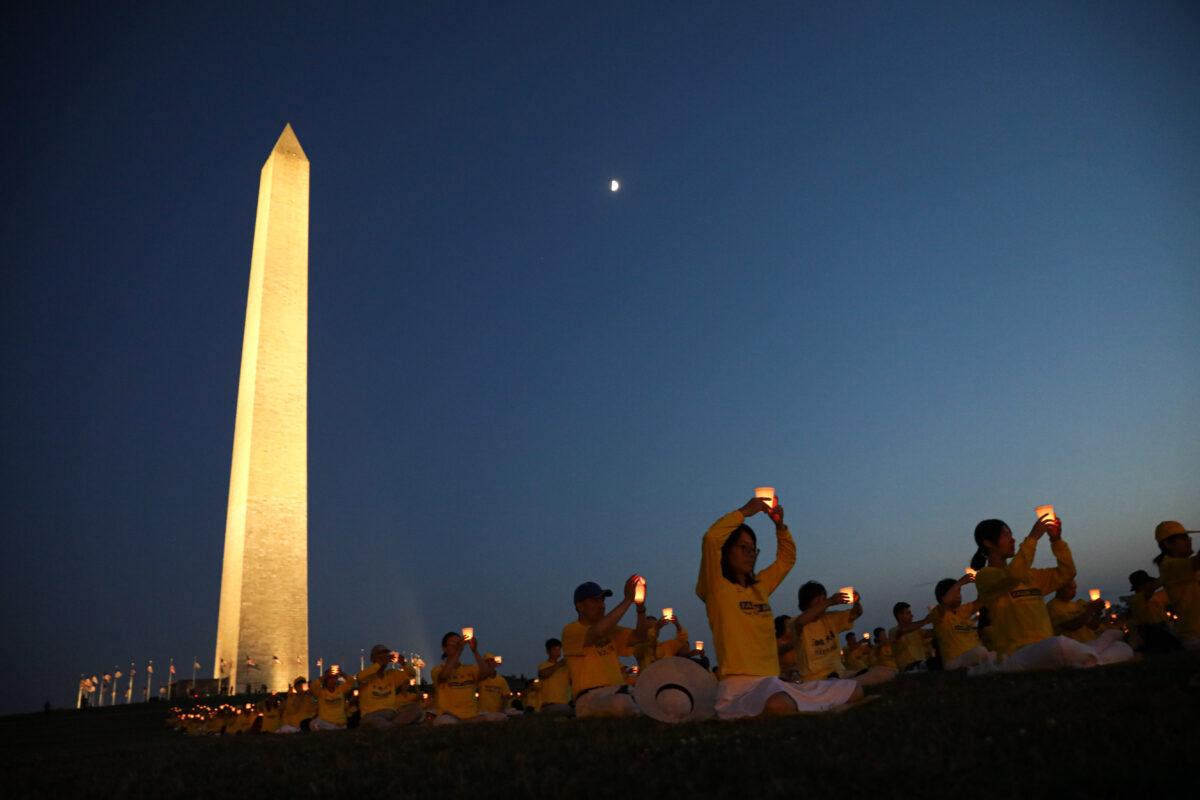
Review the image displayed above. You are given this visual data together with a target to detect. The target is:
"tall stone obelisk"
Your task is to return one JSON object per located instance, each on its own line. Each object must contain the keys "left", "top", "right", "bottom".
{"left": 214, "top": 124, "right": 309, "bottom": 694}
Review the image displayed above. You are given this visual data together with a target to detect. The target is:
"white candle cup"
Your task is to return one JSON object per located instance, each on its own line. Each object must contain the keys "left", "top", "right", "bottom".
{"left": 634, "top": 579, "right": 646, "bottom": 604}
{"left": 838, "top": 587, "right": 855, "bottom": 603}
{"left": 695, "top": 641, "right": 704, "bottom": 652}
{"left": 1035, "top": 504, "right": 1057, "bottom": 522}
{"left": 1088, "top": 589, "right": 1100, "bottom": 602}
{"left": 965, "top": 567, "right": 977, "bottom": 577}
{"left": 495, "top": 656, "right": 503, "bottom": 665}
{"left": 461, "top": 627, "right": 474, "bottom": 640}
{"left": 661, "top": 608, "right": 674, "bottom": 620}
{"left": 754, "top": 487, "right": 777, "bottom": 508}
{"left": 863, "top": 632, "right": 871, "bottom": 641}
{"left": 1103, "top": 600, "right": 1111, "bottom": 610}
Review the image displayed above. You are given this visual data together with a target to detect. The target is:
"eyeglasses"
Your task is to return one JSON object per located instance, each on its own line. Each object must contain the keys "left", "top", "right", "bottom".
{"left": 735, "top": 544, "right": 760, "bottom": 556}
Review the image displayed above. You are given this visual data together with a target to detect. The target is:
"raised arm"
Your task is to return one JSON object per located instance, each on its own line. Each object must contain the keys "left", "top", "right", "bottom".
{"left": 1030, "top": 526, "right": 1076, "bottom": 596}
{"left": 697, "top": 509, "right": 750, "bottom": 600}
{"left": 584, "top": 574, "right": 641, "bottom": 648}
{"left": 756, "top": 501, "right": 796, "bottom": 594}
{"left": 938, "top": 575, "right": 975, "bottom": 609}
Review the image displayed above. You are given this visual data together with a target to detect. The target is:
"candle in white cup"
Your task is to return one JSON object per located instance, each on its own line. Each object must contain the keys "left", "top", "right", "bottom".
{"left": 1035, "top": 504, "right": 1057, "bottom": 522}
{"left": 1088, "top": 589, "right": 1100, "bottom": 602}
{"left": 661, "top": 608, "right": 674, "bottom": 620}
{"left": 695, "top": 641, "right": 704, "bottom": 652}
{"left": 755, "top": 487, "right": 776, "bottom": 508}
{"left": 461, "top": 627, "right": 474, "bottom": 640}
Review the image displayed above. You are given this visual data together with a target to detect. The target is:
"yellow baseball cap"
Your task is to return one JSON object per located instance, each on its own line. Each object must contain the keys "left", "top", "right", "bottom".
{"left": 1154, "top": 520, "right": 1198, "bottom": 543}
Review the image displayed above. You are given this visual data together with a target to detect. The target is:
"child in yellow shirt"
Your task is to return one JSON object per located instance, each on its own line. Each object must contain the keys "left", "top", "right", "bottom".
{"left": 536, "top": 638, "right": 571, "bottom": 714}
{"left": 432, "top": 631, "right": 506, "bottom": 724}
{"left": 790, "top": 582, "right": 895, "bottom": 686}
{"left": 931, "top": 574, "right": 994, "bottom": 671}
{"left": 888, "top": 602, "right": 932, "bottom": 672}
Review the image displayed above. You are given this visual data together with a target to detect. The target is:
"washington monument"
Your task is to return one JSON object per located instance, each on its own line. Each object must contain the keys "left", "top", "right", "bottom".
{"left": 214, "top": 124, "right": 309, "bottom": 693}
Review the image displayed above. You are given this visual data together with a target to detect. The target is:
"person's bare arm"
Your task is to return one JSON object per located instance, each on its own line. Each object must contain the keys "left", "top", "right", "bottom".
{"left": 584, "top": 574, "right": 641, "bottom": 647}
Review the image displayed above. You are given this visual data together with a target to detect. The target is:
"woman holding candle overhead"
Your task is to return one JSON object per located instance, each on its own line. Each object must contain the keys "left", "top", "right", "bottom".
{"left": 697, "top": 495, "right": 860, "bottom": 718}
{"left": 971, "top": 514, "right": 1133, "bottom": 671}
{"left": 431, "top": 630, "right": 505, "bottom": 724}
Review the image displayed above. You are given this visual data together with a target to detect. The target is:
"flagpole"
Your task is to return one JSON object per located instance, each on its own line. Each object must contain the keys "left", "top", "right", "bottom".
{"left": 145, "top": 660, "right": 153, "bottom": 702}
{"left": 126, "top": 662, "right": 135, "bottom": 704}
{"left": 76, "top": 675, "right": 84, "bottom": 710}
{"left": 167, "top": 658, "right": 173, "bottom": 700}
{"left": 191, "top": 657, "right": 197, "bottom": 694}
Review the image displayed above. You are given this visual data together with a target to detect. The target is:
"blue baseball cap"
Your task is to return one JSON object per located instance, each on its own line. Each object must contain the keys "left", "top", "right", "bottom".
{"left": 574, "top": 581, "right": 614, "bottom": 605}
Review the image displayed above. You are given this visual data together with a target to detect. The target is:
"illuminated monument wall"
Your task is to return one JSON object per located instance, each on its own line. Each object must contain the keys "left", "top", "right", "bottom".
{"left": 214, "top": 125, "right": 309, "bottom": 693}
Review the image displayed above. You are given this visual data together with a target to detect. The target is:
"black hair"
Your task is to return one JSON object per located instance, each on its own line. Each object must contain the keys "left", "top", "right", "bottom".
{"left": 892, "top": 602, "right": 910, "bottom": 619}
{"left": 797, "top": 581, "right": 827, "bottom": 611}
{"left": 1128, "top": 570, "right": 1152, "bottom": 591}
{"left": 934, "top": 578, "right": 957, "bottom": 604}
{"left": 440, "top": 630, "right": 460, "bottom": 658}
{"left": 544, "top": 638, "right": 562, "bottom": 652}
{"left": 721, "top": 524, "right": 760, "bottom": 586}
{"left": 971, "top": 519, "right": 1008, "bottom": 570}
{"left": 872, "top": 627, "right": 886, "bottom": 638}
{"left": 774, "top": 614, "right": 790, "bottom": 638}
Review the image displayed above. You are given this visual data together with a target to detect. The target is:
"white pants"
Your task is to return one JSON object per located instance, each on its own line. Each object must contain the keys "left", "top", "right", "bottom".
{"left": 574, "top": 686, "right": 640, "bottom": 718}
{"left": 716, "top": 675, "right": 857, "bottom": 720}
{"left": 432, "top": 711, "right": 508, "bottom": 725}
{"left": 275, "top": 724, "right": 302, "bottom": 734}
{"left": 998, "top": 633, "right": 1134, "bottom": 672}
{"left": 945, "top": 646, "right": 996, "bottom": 671}
{"left": 309, "top": 718, "right": 344, "bottom": 731}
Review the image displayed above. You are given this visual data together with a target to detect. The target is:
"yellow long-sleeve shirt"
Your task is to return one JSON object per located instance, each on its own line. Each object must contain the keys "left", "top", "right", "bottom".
{"left": 1159, "top": 556, "right": 1200, "bottom": 638}
{"left": 633, "top": 623, "right": 690, "bottom": 670}
{"left": 355, "top": 663, "right": 416, "bottom": 715}
{"left": 976, "top": 535, "right": 1075, "bottom": 656}
{"left": 931, "top": 601, "right": 984, "bottom": 663}
{"left": 696, "top": 511, "right": 796, "bottom": 678}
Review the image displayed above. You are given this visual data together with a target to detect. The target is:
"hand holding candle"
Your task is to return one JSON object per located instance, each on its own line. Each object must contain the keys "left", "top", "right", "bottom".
{"left": 754, "top": 487, "right": 776, "bottom": 509}
{"left": 1035, "top": 504, "right": 1057, "bottom": 523}
{"left": 633, "top": 577, "right": 646, "bottom": 605}
{"left": 661, "top": 607, "right": 674, "bottom": 621}
{"left": 461, "top": 627, "right": 475, "bottom": 641}
{"left": 1088, "top": 589, "right": 1101, "bottom": 602}
{"left": 837, "top": 586, "right": 855, "bottom": 605}
{"left": 695, "top": 641, "right": 704, "bottom": 652}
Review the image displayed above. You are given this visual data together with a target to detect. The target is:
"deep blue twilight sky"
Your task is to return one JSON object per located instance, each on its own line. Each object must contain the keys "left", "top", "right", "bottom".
{"left": 2, "top": 2, "right": 1197, "bottom": 713}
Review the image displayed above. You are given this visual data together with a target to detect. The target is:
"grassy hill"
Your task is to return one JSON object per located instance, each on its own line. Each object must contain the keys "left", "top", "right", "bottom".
{"left": 4, "top": 653, "right": 1196, "bottom": 798}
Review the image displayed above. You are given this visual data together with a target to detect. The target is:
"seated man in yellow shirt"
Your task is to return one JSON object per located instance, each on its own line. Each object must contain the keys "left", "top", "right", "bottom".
{"left": 562, "top": 577, "right": 646, "bottom": 718}
{"left": 357, "top": 645, "right": 423, "bottom": 729}
{"left": 477, "top": 654, "right": 515, "bottom": 715}
{"left": 311, "top": 668, "right": 357, "bottom": 730}
{"left": 431, "top": 631, "right": 506, "bottom": 724}
{"left": 869, "top": 627, "right": 898, "bottom": 671}
{"left": 633, "top": 613, "right": 690, "bottom": 672}
{"left": 789, "top": 582, "right": 895, "bottom": 686}
{"left": 1127, "top": 569, "right": 1180, "bottom": 652}
{"left": 889, "top": 602, "right": 932, "bottom": 672}
{"left": 278, "top": 677, "right": 317, "bottom": 733}
{"left": 1046, "top": 580, "right": 1104, "bottom": 644}
{"left": 536, "top": 638, "right": 572, "bottom": 715}
{"left": 842, "top": 633, "right": 871, "bottom": 674}
{"left": 931, "top": 575, "right": 995, "bottom": 671}
{"left": 1154, "top": 520, "right": 1200, "bottom": 651}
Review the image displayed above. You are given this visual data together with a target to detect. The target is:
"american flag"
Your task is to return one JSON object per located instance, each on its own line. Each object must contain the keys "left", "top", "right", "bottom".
{"left": 169, "top": 663, "right": 176, "bottom": 675}
{"left": 272, "top": 655, "right": 281, "bottom": 665}
{"left": 146, "top": 663, "right": 154, "bottom": 674}
{"left": 193, "top": 660, "right": 202, "bottom": 671}
{"left": 245, "top": 656, "right": 258, "bottom": 670}
{"left": 115, "top": 670, "right": 123, "bottom": 680}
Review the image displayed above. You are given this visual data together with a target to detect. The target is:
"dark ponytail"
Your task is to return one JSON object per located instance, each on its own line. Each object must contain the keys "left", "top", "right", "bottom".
{"left": 972, "top": 519, "right": 1007, "bottom": 569}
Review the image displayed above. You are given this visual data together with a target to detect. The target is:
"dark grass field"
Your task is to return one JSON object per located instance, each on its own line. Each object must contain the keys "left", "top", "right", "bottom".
{"left": 5, "top": 654, "right": 1197, "bottom": 799}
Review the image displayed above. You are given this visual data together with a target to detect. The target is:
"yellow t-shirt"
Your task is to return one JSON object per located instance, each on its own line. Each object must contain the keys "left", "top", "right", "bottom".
{"left": 260, "top": 706, "right": 282, "bottom": 733}
{"left": 537, "top": 660, "right": 571, "bottom": 705}
{"left": 633, "top": 624, "right": 690, "bottom": 670}
{"left": 562, "top": 620, "right": 636, "bottom": 693}
{"left": 355, "top": 663, "right": 414, "bottom": 715}
{"left": 1046, "top": 597, "right": 1096, "bottom": 643}
{"left": 889, "top": 626, "right": 927, "bottom": 670}
{"left": 432, "top": 662, "right": 481, "bottom": 719}
{"left": 524, "top": 683, "right": 541, "bottom": 711}
{"left": 871, "top": 641, "right": 897, "bottom": 670}
{"left": 695, "top": 511, "right": 796, "bottom": 677}
{"left": 931, "top": 601, "right": 983, "bottom": 663}
{"left": 976, "top": 536, "right": 1075, "bottom": 656}
{"left": 1130, "top": 591, "right": 1169, "bottom": 627}
{"left": 478, "top": 675, "right": 511, "bottom": 713}
{"left": 792, "top": 610, "right": 853, "bottom": 681}
{"left": 314, "top": 680, "right": 356, "bottom": 726}
{"left": 282, "top": 692, "right": 317, "bottom": 726}
{"left": 843, "top": 642, "right": 870, "bottom": 673}
{"left": 1159, "top": 556, "right": 1200, "bottom": 638}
